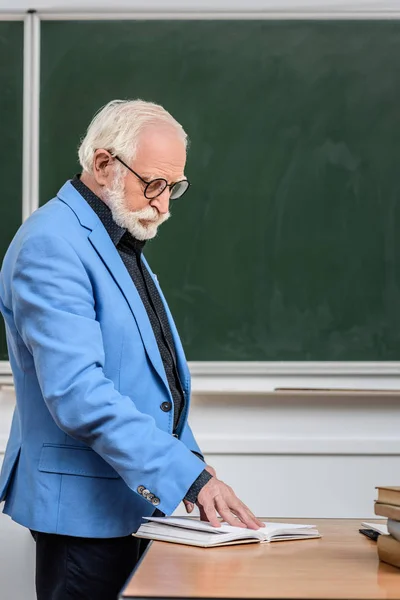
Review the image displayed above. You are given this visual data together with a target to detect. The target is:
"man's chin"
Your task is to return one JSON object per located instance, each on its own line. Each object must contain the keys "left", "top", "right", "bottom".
{"left": 108, "top": 203, "right": 169, "bottom": 240}
{"left": 131, "top": 214, "right": 170, "bottom": 240}
{"left": 138, "top": 219, "right": 156, "bottom": 228}
{"left": 128, "top": 223, "right": 159, "bottom": 241}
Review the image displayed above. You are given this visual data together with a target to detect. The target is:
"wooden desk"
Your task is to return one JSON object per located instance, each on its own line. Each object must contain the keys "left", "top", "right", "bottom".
{"left": 121, "top": 519, "right": 400, "bottom": 599}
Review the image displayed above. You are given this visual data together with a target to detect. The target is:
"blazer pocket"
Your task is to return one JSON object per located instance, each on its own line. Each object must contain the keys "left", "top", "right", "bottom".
{"left": 38, "top": 444, "right": 120, "bottom": 479}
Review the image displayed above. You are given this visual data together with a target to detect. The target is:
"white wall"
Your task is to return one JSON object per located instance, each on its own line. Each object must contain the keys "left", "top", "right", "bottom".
{"left": 177, "top": 391, "right": 400, "bottom": 518}
{"left": 0, "top": 388, "right": 36, "bottom": 600}
{"left": 2, "top": 386, "right": 400, "bottom": 597}
{"left": 2, "top": 387, "right": 400, "bottom": 519}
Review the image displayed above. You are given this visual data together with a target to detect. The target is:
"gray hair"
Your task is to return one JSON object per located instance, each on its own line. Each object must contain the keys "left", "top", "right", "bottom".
{"left": 78, "top": 99, "right": 188, "bottom": 173}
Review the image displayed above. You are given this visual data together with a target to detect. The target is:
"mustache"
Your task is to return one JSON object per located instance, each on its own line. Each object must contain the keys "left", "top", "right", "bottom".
{"left": 103, "top": 181, "right": 171, "bottom": 239}
{"left": 136, "top": 209, "right": 171, "bottom": 226}
{"left": 134, "top": 206, "right": 167, "bottom": 223}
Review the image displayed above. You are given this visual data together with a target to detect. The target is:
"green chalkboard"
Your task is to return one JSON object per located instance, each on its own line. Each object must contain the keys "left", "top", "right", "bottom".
{"left": 0, "top": 21, "right": 23, "bottom": 360}
{"left": 40, "top": 20, "right": 400, "bottom": 361}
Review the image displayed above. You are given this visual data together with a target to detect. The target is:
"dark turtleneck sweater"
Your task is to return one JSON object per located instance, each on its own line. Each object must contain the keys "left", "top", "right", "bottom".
{"left": 71, "top": 176, "right": 211, "bottom": 503}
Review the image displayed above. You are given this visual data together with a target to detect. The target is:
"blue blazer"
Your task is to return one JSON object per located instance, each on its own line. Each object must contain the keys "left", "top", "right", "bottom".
{"left": 0, "top": 181, "right": 205, "bottom": 538}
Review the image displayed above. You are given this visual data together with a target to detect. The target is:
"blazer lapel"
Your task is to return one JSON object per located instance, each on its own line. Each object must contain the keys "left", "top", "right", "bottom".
{"left": 141, "top": 256, "right": 191, "bottom": 394}
{"left": 57, "top": 181, "right": 169, "bottom": 391}
{"left": 88, "top": 225, "right": 169, "bottom": 390}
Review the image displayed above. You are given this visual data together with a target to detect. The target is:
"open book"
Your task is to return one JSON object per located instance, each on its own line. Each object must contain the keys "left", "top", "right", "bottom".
{"left": 134, "top": 516, "right": 321, "bottom": 547}
{"left": 361, "top": 521, "right": 388, "bottom": 535}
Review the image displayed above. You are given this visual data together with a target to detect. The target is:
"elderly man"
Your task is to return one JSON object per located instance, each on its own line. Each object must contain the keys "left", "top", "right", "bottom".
{"left": 0, "top": 100, "right": 262, "bottom": 600}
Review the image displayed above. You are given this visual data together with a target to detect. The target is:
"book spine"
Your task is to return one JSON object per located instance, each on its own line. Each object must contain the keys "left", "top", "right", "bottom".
{"left": 374, "top": 502, "right": 400, "bottom": 521}
{"left": 376, "top": 490, "right": 400, "bottom": 508}
{"left": 377, "top": 535, "right": 400, "bottom": 569}
{"left": 387, "top": 519, "right": 400, "bottom": 543}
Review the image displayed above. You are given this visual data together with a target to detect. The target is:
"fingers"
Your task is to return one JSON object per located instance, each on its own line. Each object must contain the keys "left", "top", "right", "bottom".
{"left": 230, "top": 502, "right": 263, "bottom": 530}
{"left": 183, "top": 500, "right": 194, "bottom": 514}
{"left": 198, "top": 505, "right": 209, "bottom": 523}
{"left": 215, "top": 496, "right": 261, "bottom": 529}
{"left": 201, "top": 503, "right": 221, "bottom": 528}
{"left": 196, "top": 478, "right": 262, "bottom": 530}
{"left": 236, "top": 502, "right": 264, "bottom": 528}
{"left": 216, "top": 483, "right": 262, "bottom": 529}
{"left": 215, "top": 497, "right": 246, "bottom": 528}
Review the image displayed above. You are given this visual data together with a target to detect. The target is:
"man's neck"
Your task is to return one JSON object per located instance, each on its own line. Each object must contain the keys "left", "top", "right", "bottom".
{"left": 80, "top": 172, "right": 111, "bottom": 208}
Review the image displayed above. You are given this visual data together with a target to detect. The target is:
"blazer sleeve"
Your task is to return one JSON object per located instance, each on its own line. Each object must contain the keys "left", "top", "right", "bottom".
{"left": 180, "top": 421, "right": 203, "bottom": 457}
{"left": 11, "top": 233, "right": 205, "bottom": 516}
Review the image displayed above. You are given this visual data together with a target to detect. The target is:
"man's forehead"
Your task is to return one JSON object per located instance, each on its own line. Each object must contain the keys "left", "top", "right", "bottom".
{"left": 133, "top": 128, "right": 186, "bottom": 181}
{"left": 136, "top": 128, "right": 186, "bottom": 159}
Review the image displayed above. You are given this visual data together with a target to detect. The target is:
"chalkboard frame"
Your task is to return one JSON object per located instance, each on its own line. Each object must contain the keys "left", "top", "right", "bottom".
{"left": 2, "top": 11, "right": 400, "bottom": 390}
{"left": 0, "top": 14, "right": 25, "bottom": 376}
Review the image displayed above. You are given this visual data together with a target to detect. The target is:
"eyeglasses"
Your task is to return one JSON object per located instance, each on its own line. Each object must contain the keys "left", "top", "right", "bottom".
{"left": 114, "top": 155, "right": 190, "bottom": 200}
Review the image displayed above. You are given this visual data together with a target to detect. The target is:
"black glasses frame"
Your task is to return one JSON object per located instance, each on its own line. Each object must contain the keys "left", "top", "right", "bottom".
{"left": 114, "top": 155, "right": 190, "bottom": 200}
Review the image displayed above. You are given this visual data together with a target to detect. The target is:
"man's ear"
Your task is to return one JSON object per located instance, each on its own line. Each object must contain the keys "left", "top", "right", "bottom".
{"left": 93, "top": 149, "right": 113, "bottom": 187}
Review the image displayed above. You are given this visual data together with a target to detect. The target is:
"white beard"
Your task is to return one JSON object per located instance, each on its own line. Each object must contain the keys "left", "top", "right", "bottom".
{"left": 103, "top": 175, "right": 170, "bottom": 241}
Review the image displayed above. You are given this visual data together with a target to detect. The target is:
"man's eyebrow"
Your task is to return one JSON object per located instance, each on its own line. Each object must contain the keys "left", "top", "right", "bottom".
{"left": 142, "top": 173, "right": 187, "bottom": 184}
{"left": 141, "top": 173, "right": 158, "bottom": 181}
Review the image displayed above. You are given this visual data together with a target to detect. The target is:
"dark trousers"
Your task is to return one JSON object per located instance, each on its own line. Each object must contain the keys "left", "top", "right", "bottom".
{"left": 31, "top": 530, "right": 148, "bottom": 600}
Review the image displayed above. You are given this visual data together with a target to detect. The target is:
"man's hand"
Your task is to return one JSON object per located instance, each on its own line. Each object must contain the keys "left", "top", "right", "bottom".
{"left": 184, "top": 465, "right": 263, "bottom": 530}
{"left": 183, "top": 465, "right": 216, "bottom": 514}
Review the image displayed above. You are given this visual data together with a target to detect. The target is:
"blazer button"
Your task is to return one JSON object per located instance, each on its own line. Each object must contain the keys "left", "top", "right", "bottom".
{"left": 161, "top": 401, "right": 172, "bottom": 412}
{"left": 151, "top": 497, "right": 160, "bottom": 506}
{"left": 147, "top": 493, "right": 154, "bottom": 502}
{"left": 142, "top": 489, "right": 150, "bottom": 498}
{"left": 137, "top": 485, "right": 145, "bottom": 495}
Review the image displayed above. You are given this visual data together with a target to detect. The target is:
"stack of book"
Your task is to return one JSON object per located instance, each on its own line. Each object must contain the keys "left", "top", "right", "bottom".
{"left": 375, "top": 486, "right": 400, "bottom": 568}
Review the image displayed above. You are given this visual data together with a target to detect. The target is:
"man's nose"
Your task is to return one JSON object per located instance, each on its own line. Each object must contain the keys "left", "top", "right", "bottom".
{"left": 151, "top": 187, "right": 170, "bottom": 215}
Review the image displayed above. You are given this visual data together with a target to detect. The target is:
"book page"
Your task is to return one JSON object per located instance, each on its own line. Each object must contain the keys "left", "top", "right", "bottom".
{"left": 260, "top": 522, "right": 318, "bottom": 540}
{"left": 144, "top": 516, "right": 265, "bottom": 538}
{"left": 137, "top": 521, "right": 263, "bottom": 545}
{"left": 144, "top": 517, "right": 317, "bottom": 541}
{"left": 145, "top": 516, "right": 230, "bottom": 534}
{"left": 361, "top": 521, "right": 388, "bottom": 535}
